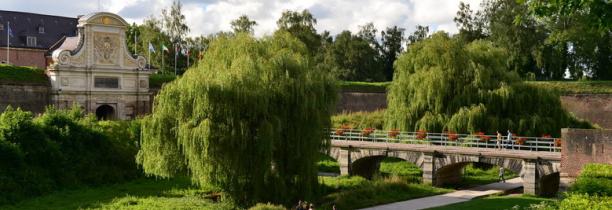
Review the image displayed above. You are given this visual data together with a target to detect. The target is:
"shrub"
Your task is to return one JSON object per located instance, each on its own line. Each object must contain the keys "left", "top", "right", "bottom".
{"left": 332, "top": 110, "right": 385, "bottom": 130}
{"left": 571, "top": 163, "right": 612, "bottom": 195}
{"left": 0, "top": 106, "right": 140, "bottom": 205}
{"left": 0, "top": 64, "right": 48, "bottom": 84}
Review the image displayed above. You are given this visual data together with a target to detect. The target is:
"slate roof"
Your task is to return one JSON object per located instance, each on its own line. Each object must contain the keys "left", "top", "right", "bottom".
{"left": 0, "top": 10, "right": 78, "bottom": 50}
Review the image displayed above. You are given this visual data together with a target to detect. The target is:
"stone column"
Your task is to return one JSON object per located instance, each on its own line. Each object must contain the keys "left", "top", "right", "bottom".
{"left": 523, "top": 160, "right": 539, "bottom": 195}
{"left": 422, "top": 152, "right": 436, "bottom": 185}
{"left": 339, "top": 146, "right": 352, "bottom": 176}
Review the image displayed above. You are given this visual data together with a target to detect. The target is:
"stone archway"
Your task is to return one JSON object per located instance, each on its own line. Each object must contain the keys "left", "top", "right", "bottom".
{"left": 96, "top": 104, "right": 115, "bottom": 120}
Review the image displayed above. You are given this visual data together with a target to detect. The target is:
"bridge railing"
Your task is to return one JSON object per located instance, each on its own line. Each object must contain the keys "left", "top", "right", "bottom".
{"left": 329, "top": 129, "right": 561, "bottom": 152}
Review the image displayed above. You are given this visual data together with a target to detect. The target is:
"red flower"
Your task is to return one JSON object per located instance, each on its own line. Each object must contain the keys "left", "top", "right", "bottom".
{"left": 416, "top": 130, "right": 427, "bottom": 140}
{"left": 554, "top": 138, "right": 562, "bottom": 147}
{"left": 475, "top": 131, "right": 491, "bottom": 142}
{"left": 542, "top": 134, "right": 552, "bottom": 138}
{"left": 388, "top": 129, "right": 400, "bottom": 138}
{"left": 516, "top": 137, "right": 526, "bottom": 145}
{"left": 447, "top": 132, "right": 459, "bottom": 141}
{"left": 361, "top": 128, "right": 375, "bottom": 137}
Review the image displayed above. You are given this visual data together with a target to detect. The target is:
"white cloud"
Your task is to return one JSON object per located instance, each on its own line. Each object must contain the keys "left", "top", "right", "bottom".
{"left": 2, "top": 0, "right": 486, "bottom": 37}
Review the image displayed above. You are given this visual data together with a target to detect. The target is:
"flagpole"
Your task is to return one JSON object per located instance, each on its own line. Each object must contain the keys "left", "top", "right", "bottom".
{"left": 6, "top": 22, "right": 9, "bottom": 65}
{"left": 174, "top": 44, "right": 177, "bottom": 76}
{"left": 162, "top": 44, "right": 164, "bottom": 74}
{"left": 148, "top": 43, "right": 151, "bottom": 70}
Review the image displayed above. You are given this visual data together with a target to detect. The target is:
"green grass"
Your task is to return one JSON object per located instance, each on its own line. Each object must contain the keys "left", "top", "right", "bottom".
{"left": 526, "top": 81, "right": 612, "bottom": 94}
{"left": 426, "top": 195, "right": 554, "bottom": 210}
{"left": 337, "top": 81, "right": 390, "bottom": 92}
{"left": 442, "top": 163, "right": 517, "bottom": 189}
{"left": 318, "top": 154, "right": 340, "bottom": 173}
{"left": 148, "top": 74, "right": 177, "bottom": 88}
{"left": 332, "top": 109, "right": 385, "bottom": 129}
{"left": 379, "top": 158, "right": 423, "bottom": 183}
{"left": 318, "top": 176, "right": 452, "bottom": 210}
{"left": 0, "top": 177, "right": 232, "bottom": 210}
{"left": 0, "top": 64, "right": 48, "bottom": 84}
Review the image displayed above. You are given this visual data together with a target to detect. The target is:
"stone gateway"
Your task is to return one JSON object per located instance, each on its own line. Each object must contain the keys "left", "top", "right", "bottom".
{"left": 47, "top": 12, "right": 150, "bottom": 120}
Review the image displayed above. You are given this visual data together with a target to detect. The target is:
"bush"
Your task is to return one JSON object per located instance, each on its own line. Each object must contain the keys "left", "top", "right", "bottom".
{"left": 571, "top": 163, "right": 612, "bottom": 195}
{"left": 148, "top": 73, "right": 176, "bottom": 88}
{"left": 332, "top": 110, "right": 385, "bottom": 130}
{"left": 0, "top": 106, "right": 140, "bottom": 205}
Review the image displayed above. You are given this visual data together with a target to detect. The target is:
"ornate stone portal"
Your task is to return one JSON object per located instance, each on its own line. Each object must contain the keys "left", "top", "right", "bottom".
{"left": 47, "top": 12, "right": 150, "bottom": 120}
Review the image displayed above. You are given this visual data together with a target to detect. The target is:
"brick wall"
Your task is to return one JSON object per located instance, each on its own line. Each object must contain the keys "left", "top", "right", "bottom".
{"left": 561, "top": 94, "right": 612, "bottom": 129}
{"left": 0, "top": 83, "right": 50, "bottom": 114}
{"left": 336, "top": 91, "right": 386, "bottom": 113}
{"left": 0, "top": 47, "right": 47, "bottom": 69}
{"left": 560, "top": 128, "right": 612, "bottom": 178}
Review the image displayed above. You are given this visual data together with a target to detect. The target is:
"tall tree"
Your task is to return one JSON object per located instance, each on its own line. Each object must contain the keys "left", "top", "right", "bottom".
{"left": 324, "top": 31, "right": 384, "bottom": 81}
{"left": 231, "top": 15, "right": 257, "bottom": 35}
{"left": 276, "top": 10, "right": 322, "bottom": 55}
{"left": 357, "top": 22, "right": 380, "bottom": 49}
{"left": 454, "top": 2, "right": 487, "bottom": 42}
{"left": 380, "top": 26, "right": 405, "bottom": 81}
{"left": 162, "top": 0, "right": 190, "bottom": 44}
{"left": 137, "top": 32, "right": 336, "bottom": 207}
{"left": 385, "top": 32, "right": 591, "bottom": 136}
{"left": 407, "top": 25, "right": 429, "bottom": 48}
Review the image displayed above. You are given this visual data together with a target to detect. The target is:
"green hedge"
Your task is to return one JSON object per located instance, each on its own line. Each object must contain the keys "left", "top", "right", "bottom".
{"left": 148, "top": 73, "right": 177, "bottom": 88}
{"left": 0, "top": 106, "right": 141, "bottom": 205}
{"left": 337, "top": 81, "right": 390, "bottom": 92}
{"left": 0, "top": 64, "right": 48, "bottom": 84}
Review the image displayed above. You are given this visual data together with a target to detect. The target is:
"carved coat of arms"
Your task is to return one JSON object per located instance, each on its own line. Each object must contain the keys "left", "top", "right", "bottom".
{"left": 94, "top": 34, "right": 118, "bottom": 64}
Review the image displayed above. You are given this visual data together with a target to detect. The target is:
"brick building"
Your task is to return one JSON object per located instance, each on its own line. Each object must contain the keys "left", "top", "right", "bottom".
{"left": 0, "top": 10, "right": 77, "bottom": 69}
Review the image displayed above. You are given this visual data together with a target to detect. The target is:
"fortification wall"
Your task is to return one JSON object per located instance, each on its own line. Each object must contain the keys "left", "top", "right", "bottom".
{"left": 0, "top": 83, "right": 50, "bottom": 114}
{"left": 560, "top": 128, "right": 612, "bottom": 178}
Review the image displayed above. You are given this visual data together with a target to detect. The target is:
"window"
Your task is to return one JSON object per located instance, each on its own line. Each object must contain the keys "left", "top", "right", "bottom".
{"left": 38, "top": 26, "right": 45, "bottom": 34}
{"left": 94, "top": 77, "right": 119, "bottom": 88}
{"left": 0, "top": 24, "right": 4, "bottom": 31}
{"left": 26, "top": 36, "right": 37, "bottom": 47}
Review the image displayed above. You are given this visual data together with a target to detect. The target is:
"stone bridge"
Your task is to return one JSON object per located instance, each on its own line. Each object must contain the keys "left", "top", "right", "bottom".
{"left": 327, "top": 140, "right": 561, "bottom": 196}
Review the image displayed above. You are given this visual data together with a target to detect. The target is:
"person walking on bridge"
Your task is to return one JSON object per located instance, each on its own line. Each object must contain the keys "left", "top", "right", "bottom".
{"left": 496, "top": 131, "right": 502, "bottom": 150}
{"left": 499, "top": 167, "right": 506, "bottom": 183}
{"left": 506, "top": 130, "right": 513, "bottom": 150}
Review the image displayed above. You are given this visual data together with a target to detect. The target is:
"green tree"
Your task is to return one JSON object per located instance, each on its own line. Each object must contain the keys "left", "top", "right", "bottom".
{"left": 136, "top": 32, "right": 336, "bottom": 206}
{"left": 231, "top": 15, "right": 257, "bottom": 34}
{"left": 407, "top": 25, "right": 429, "bottom": 48}
{"left": 276, "top": 9, "right": 322, "bottom": 55}
{"left": 482, "top": 0, "right": 547, "bottom": 78}
{"left": 385, "top": 32, "right": 591, "bottom": 136}
{"left": 162, "top": 0, "right": 190, "bottom": 43}
{"left": 380, "top": 26, "right": 405, "bottom": 81}
{"left": 324, "top": 31, "right": 384, "bottom": 81}
{"left": 454, "top": 1, "right": 487, "bottom": 42}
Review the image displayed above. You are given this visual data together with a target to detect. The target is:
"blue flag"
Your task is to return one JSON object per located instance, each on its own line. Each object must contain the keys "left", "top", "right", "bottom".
{"left": 7, "top": 22, "right": 13, "bottom": 38}
{"left": 148, "top": 42, "right": 155, "bottom": 53}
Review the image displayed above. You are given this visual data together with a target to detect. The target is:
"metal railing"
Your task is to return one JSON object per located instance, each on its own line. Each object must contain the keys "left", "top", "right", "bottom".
{"left": 329, "top": 129, "right": 562, "bottom": 152}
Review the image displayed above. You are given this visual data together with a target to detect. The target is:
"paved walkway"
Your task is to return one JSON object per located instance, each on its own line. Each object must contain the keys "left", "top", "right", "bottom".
{"left": 359, "top": 177, "right": 523, "bottom": 210}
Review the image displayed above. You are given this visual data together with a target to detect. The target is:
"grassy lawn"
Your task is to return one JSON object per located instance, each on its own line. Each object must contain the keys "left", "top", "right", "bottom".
{"left": 426, "top": 195, "right": 555, "bottom": 210}
{"left": 0, "top": 177, "right": 232, "bottom": 210}
{"left": 527, "top": 81, "right": 612, "bottom": 94}
{"left": 318, "top": 176, "right": 452, "bottom": 210}
{"left": 0, "top": 64, "right": 48, "bottom": 84}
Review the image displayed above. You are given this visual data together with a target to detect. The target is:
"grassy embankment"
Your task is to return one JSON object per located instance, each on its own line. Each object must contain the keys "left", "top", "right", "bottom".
{"left": 0, "top": 64, "right": 48, "bottom": 84}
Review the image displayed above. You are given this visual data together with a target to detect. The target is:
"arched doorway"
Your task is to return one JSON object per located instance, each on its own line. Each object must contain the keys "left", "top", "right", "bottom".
{"left": 96, "top": 104, "right": 115, "bottom": 120}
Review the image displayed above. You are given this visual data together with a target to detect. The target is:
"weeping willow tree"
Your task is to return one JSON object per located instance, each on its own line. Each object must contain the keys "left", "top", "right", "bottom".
{"left": 136, "top": 32, "right": 336, "bottom": 206}
{"left": 385, "top": 32, "right": 591, "bottom": 137}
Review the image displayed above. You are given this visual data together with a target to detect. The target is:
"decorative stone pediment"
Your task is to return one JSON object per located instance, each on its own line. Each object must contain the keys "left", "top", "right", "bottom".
{"left": 50, "top": 12, "right": 146, "bottom": 70}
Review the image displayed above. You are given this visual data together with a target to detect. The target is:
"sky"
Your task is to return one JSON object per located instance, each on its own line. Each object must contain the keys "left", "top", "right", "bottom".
{"left": 1, "top": 0, "right": 483, "bottom": 37}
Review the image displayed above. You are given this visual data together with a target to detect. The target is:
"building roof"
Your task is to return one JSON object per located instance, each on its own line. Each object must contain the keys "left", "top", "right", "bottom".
{"left": 0, "top": 10, "right": 78, "bottom": 50}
